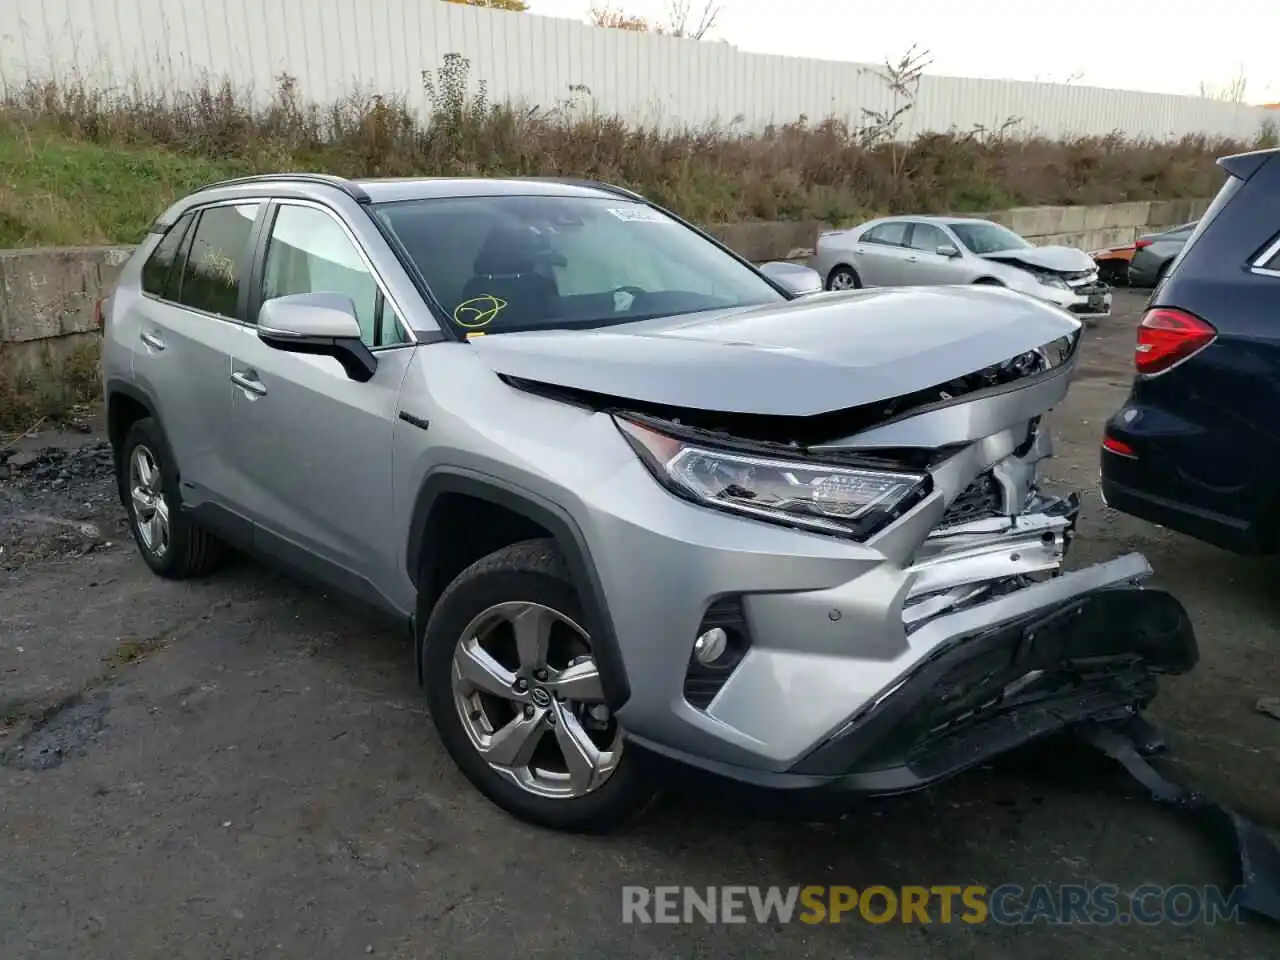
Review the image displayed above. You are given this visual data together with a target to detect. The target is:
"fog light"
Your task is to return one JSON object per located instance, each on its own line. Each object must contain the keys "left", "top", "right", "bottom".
{"left": 693, "top": 627, "right": 729, "bottom": 665}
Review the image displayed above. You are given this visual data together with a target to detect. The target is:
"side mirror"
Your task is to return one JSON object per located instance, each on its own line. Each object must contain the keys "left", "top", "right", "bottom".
{"left": 257, "top": 292, "right": 377, "bottom": 383}
{"left": 937, "top": 244, "right": 961, "bottom": 258}
{"left": 759, "top": 261, "right": 823, "bottom": 296}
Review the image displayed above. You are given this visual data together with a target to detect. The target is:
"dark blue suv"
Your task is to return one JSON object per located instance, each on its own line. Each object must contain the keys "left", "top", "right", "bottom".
{"left": 1101, "top": 146, "right": 1280, "bottom": 554}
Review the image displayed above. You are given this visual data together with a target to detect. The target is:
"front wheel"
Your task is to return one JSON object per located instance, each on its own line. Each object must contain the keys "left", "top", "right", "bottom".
{"left": 421, "top": 539, "right": 654, "bottom": 832}
{"left": 826, "top": 265, "right": 861, "bottom": 291}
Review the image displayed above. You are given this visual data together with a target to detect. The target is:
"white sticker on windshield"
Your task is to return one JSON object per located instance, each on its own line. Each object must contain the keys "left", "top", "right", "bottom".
{"left": 607, "top": 206, "right": 668, "bottom": 223}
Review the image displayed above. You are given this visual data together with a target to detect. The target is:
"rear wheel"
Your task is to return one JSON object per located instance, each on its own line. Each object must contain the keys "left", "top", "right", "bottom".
{"left": 826, "top": 265, "right": 861, "bottom": 291}
{"left": 121, "top": 418, "right": 223, "bottom": 579}
{"left": 421, "top": 539, "right": 654, "bottom": 832}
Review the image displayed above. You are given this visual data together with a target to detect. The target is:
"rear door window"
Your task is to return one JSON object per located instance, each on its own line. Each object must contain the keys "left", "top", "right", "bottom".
{"left": 176, "top": 203, "right": 262, "bottom": 319}
{"left": 141, "top": 212, "right": 196, "bottom": 301}
{"left": 864, "top": 222, "right": 909, "bottom": 247}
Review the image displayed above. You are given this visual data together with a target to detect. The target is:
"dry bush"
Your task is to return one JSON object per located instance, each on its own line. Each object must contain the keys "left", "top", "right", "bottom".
{"left": 0, "top": 54, "right": 1256, "bottom": 244}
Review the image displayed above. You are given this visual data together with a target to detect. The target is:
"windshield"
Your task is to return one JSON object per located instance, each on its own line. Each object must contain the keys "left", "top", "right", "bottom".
{"left": 371, "top": 195, "right": 786, "bottom": 333}
{"left": 948, "top": 221, "right": 1031, "bottom": 254}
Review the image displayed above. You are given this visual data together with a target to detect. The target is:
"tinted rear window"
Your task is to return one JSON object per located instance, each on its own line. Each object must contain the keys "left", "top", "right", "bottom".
{"left": 176, "top": 203, "right": 261, "bottom": 319}
{"left": 141, "top": 213, "right": 195, "bottom": 299}
{"left": 1167, "top": 175, "right": 1241, "bottom": 276}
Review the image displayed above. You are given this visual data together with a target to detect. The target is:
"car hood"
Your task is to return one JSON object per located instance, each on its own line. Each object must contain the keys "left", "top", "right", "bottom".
{"left": 469, "top": 286, "right": 1081, "bottom": 417}
{"left": 978, "top": 245, "right": 1095, "bottom": 274}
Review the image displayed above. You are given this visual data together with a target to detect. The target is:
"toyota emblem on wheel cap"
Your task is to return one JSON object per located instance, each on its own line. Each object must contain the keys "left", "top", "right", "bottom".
{"left": 530, "top": 686, "right": 552, "bottom": 708}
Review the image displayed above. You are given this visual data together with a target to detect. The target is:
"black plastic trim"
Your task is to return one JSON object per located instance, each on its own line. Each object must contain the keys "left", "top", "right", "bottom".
{"left": 406, "top": 469, "right": 631, "bottom": 709}
{"left": 257, "top": 329, "right": 378, "bottom": 382}
{"left": 187, "top": 502, "right": 407, "bottom": 618}
{"left": 398, "top": 411, "right": 431, "bottom": 432}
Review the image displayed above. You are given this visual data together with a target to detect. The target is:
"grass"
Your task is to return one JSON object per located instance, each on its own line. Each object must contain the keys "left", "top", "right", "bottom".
{"left": 0, "top": 59, "right": 1272, "bottom": 429}
{"left": 0, "top": 56, "right": 1268, "bottom": 249}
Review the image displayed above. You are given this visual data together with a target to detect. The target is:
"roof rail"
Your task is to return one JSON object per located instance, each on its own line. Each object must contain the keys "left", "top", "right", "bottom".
{"left": 194, "top": 173, "right": 371, "bottom": 204}
{"left": 514, "top": 176, "right": 646, "bottom": 202}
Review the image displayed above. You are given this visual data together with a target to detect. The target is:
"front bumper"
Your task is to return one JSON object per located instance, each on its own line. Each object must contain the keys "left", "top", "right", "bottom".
{"left": 589, "top": 412, "right": 1188, "bottom": 783}
{"left": 1036, "top": 280, "right": 1112, "bottom": 320}
{"left": 634, "top": 577, "right": 1196, "bottom": 794}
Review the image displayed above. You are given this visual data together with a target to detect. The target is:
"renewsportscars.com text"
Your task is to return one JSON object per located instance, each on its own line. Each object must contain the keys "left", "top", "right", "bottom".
{"left": 621, "top": 884, "right": 1245, "bottom": 926}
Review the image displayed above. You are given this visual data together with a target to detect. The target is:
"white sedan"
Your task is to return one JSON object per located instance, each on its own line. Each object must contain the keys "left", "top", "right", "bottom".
{"left": 808, "top": 215, "right": 1112, "bottom": 321}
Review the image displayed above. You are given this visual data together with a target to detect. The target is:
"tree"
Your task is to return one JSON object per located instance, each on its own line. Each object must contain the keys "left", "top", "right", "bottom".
{"left": 663, "top": 0, "right": 721, "bottom": 39}
{"left": 588, "top": 1, "right": 722, "bottom": 39}
{"left": 588, "top": 5, "right": 651, "bottom": 30}
{"left": 1199, "top": 65, "right": 1249, "bottom": 103}
{"left": 443, "top": 0, "right": 531, "bottom": 12}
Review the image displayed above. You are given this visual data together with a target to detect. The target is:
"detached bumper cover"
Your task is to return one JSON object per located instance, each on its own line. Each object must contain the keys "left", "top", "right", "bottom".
{"left": 792, "top": 585, "right": 1195, "bottom": 787}
{"left": 636, "top": 585, "right": 1197, "bottom": 795}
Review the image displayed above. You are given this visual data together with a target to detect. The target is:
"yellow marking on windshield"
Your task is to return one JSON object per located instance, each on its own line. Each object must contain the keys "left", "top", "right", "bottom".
{"left": 453, "top": 295, "right": 507, "bottom": 328}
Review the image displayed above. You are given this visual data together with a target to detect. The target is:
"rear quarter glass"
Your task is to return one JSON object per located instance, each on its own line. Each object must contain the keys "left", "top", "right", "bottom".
{"left": 1164, "top": 174, "right": 1242, "bottom": 278}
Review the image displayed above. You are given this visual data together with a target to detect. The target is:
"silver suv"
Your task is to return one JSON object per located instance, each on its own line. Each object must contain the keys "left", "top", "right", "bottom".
{"left": 102, "top": 174, "right": 1197, "bottom": 832}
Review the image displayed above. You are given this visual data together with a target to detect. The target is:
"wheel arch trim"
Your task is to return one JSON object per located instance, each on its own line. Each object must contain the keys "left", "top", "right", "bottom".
{"left": 407, "top": 467, "right": 631, "bottom": 710}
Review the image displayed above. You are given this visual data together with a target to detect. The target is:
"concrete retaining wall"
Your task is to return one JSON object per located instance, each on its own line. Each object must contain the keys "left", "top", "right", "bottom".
{"left": 0, "top": 199, "right": 1210, "bottom": 391}
{"left": 982, "top": 198, "right": 1212, "bottom": 252}
{"left": 0, "top": 246, "right": 133, "bottom": 376}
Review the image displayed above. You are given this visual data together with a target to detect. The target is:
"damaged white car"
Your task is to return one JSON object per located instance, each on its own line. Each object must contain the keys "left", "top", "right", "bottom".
{"left": 810, "top": 215, "right": 1112, "bottom": 321}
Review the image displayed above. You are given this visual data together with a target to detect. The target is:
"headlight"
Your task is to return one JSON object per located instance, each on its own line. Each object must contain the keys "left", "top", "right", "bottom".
{"left": 1035, "top": 273, "right": 1070, "bottom": 290}
{"left": 614, "top": 417, "right": 931, "bottom": 539}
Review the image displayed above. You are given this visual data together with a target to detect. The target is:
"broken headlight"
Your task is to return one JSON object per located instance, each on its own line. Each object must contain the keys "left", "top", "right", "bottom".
{"left": 1034, "top": 273, "right": 1070, "bottom": 290}
{"left": 615, "top": 417, "right": 931, "bottom": 539}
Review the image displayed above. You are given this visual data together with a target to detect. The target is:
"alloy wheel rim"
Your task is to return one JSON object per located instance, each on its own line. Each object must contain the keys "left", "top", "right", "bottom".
{"left": 451, "top": 601, "right": 623, "bottom": 799}
{"left": 829, "top": 271, "right": 856, "bottom": 290}
{"left": 129, "top": 444, "right": 170, "bottom": 558}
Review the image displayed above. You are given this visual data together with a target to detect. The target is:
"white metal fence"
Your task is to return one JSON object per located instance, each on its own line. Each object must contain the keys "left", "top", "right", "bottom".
{"left": 0, "top": 0, "right": 1270, "bottom": 141}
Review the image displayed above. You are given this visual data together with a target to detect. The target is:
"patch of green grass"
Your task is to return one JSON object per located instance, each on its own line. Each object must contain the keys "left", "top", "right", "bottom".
{"left": 0, "top": 120, "right": 239, "bottom": 247}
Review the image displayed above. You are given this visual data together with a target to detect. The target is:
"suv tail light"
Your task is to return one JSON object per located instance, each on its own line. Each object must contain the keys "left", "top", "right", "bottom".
{"left": 1134, "top": 238, "right": 1153, "bottom": 250}
{"left": 1135, "top": 307, "right": 1215, "bottom": 375}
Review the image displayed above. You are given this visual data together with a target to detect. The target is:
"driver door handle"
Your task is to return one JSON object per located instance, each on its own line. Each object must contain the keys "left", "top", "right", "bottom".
{"left": 140, "top": 331, "right": 166, "bottom": 351}
{"left": 230, "top": 370, "right": 267, "bottom": 396}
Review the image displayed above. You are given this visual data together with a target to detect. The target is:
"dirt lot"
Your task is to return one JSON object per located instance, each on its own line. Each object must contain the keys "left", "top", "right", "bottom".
{"left": 3, "top": 290, "right": 1280, "bottom": 959}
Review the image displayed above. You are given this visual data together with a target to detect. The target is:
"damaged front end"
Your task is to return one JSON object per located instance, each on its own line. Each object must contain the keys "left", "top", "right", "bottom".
{"left": 482, "top": 288, "right": 1196, "bottom": 792}
{"left": 601, "top": 332, "right": 1195, "bottom": 791}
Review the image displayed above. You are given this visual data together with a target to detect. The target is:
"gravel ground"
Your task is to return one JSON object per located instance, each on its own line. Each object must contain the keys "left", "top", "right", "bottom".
{"left": 2, "top": 290, "right": 1279, "bottom": 959}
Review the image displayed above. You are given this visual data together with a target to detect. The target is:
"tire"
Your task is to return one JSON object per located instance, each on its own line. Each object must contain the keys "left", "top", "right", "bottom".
{"left": 421, "top": 538, "right": 654, "bottom": 833}
{"left": 825, "top": 265, "right": 861, "bottom": 291}
{"left": 120, "top": 417, "right": 223, "bottom": 579}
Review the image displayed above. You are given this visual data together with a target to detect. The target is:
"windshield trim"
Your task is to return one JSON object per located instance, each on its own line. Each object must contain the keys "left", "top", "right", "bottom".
{"left": 366, "top": 194, "right": 796, "bottom": 340}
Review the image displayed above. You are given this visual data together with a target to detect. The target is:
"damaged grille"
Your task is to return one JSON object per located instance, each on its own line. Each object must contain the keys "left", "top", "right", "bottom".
{"left": 936, "top": 472, "right": 1003, "bottom": 528}
{"left": 1072, "top": 281, "right": 1108, "bottom": 295}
